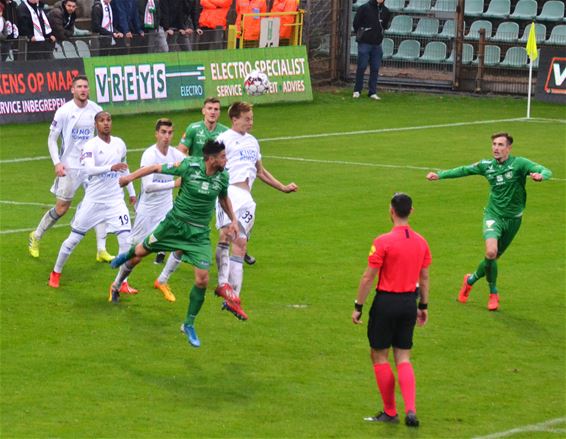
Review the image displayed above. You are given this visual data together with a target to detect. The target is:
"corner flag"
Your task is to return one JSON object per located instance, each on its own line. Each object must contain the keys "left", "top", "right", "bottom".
{"left": 526, "top": 22, "right": 538, "bottom": 61}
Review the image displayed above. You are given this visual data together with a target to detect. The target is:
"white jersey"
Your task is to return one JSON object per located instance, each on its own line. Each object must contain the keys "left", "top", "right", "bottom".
{"left": 216, "top": 129, "right": 262, "bottom": 189}
{"left": 50, "top": 99, "right": 103, "bottom": 169}
{"left": 137, "top": 144, "right": 185, "bottom": 212}
{"left": 81, "top": 135, "right": 129, "bottom": 204}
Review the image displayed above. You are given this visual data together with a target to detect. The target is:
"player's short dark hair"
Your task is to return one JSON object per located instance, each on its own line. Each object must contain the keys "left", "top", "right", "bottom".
{"left": 391, "top": 192, "right": 412, "bottom": 218}
{"left": 72, "top": 75, "right": 89, "bottom": 85}
{"left": 228, "top": 101, "right": 253, "bottom": 120}
{"left": 155, "top": 118, "right": 173, "bottom": 131}
{"left": 491, "top": 132, "right": 513, "bottom": 145}
{"left": 203, "top": 140, "right": 225, "bottom": 159}
{"left": 94, "top": 111, "right": 111, "bottom": 122}
{"left": 203, "top": 97, "right": 220, "bottom": 106}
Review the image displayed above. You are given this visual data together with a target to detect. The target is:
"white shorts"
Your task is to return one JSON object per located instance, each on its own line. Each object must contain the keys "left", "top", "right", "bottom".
{"left": 216, "top": 185, "right": 256, "bottom": 239}
{"left": 130, "top": 208, "right": 167, "bottom": 244}
{"left": 71, "top": 199, "right": 131, "bottom": 235}
{"left": 50, "top": 168, "right": 87, "bottom": 201}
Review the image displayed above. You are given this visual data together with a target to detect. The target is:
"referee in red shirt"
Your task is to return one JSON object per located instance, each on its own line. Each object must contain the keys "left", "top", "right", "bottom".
{"left": 352, "top": 193, "right": 431, "bottom": 427}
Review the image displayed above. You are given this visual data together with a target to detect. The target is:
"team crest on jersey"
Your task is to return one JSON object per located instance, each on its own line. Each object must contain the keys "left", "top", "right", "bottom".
{"left": 81, "top": 151, "right": 93, "bottom": 160}
{"left": 485, "top": 220, "right": 496, "bottom": 230}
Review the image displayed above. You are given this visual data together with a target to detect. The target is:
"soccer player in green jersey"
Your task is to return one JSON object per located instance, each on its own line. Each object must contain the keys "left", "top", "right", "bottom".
{"left": 177, "top": 97, "right": 229, "bottom": 157}
{"left": 109, "top": 140, "right": 239, "bottom": 348}
{"left": 426, "top": 132, "right": 552, "bottom": 311}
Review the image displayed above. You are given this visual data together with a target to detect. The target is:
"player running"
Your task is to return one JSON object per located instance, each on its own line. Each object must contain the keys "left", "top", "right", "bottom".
{"left": 28, "top": 75, "right": 115, "bottom": 263}
{"left": 48, "top": 111, "right": 136, "bottom": 288}
{"left": 109, "top": 140, "right": 239, "bottom": 348}
{"left": 426, "top": 132, "right": 552, "bottom": 310}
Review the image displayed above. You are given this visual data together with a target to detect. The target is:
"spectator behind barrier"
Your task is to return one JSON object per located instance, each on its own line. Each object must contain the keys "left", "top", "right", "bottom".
{"left": 198, "top": 0, "right": 232, "bottom": 50}
{"left": 235, "top": 0, "right": 266, "bottom": 46}
{"left": 160, "top": 0, "right": 201, "bottom": 51}
{"left": 48, "top": 0, "right": 77, "bottom": 42}
{"left": 112, "top": 0, "right": 144, "bottom": 54}
{"left": 270, "top": 0, "right": 298, "bottom": 45}
{"left": 17, "top": 0, "right": 56, "bottom": 60}
{"left": 0, "top": 0, "right": 19, "bottom": 61}
{"left": 138, "top": 0, "right": 167, "bottom": 53}
{"left": 91, "top": 0, "right": 123, "bottom": 56}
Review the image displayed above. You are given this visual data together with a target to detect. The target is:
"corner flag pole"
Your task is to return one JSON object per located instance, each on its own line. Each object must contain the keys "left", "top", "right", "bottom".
{"left": 525, "top": 22, "right": 538, "bottom": 119}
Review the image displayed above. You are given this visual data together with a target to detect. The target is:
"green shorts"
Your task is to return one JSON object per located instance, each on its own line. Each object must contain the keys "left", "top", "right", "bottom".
{"left": 143, "top": 212, "right": 212, "bottom": 270}
{"left": 482, "top": 213, "right": 522, "bottom": 257}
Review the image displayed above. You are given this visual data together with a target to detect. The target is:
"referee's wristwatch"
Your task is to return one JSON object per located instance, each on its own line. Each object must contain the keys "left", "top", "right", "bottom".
{"left": 354, "top": 300, "right": 363, "bottom": 312}
{"left": 418, "top": 302, "right": 428, "bottom": 310}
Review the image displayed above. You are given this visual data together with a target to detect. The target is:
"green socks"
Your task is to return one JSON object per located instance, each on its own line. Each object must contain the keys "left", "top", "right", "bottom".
{"left": 469, "top": 258, "right": 498, "bottom": 293}
{"left": 185, "top": 285, "right": 206, "bottom": 326}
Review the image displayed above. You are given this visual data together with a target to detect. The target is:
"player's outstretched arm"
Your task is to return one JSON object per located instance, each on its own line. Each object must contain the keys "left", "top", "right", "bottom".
{"left": 256, "top": 160, "right": 299, "bottom": 193}
{"left": 119, "top": 164, "right": 163, "bottom": 187}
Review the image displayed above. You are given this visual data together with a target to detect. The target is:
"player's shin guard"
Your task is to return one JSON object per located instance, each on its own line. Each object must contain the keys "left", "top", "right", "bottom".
{"left": 95, "top": 222, "right": 108, "bottom": 252}
{"left": 185, "top": 285, "right": 206, "bottom": 326}
{"left": 215, "top": 242, "right": 230, "bottom": 285}
{"left": 397, "top": 362, "right": 416, "bottom": 414}
{"left": 113, "top": 261, "right": 134, "bottom": 288}
{"left": 158, "top": 252, "right": 182, "bottom": 284}
{"left": 373, "top": 362, "right": 397, "bottom": 416}
{"left": 35, "top": 207, "right": 62, "bottom": 240}
{"left": 54, "top": 231, "right": 84, "bottom": 273}
{"left": 228, "top": 255, "right": 244, "bottom": 297}
{"left": 485, "top": 258, "right": 498, "bottom": 293}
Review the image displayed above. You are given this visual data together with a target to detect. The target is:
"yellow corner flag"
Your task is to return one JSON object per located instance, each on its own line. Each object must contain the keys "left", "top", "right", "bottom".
{"left": 526, "top": 22, "right": 538, "bottom": 61}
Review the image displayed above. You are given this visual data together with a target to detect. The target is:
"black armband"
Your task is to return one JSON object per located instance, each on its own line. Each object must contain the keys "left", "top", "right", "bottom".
{"left": 418, "top": 302, "right": 428, "bottom": 310}
{"left": 354, "top": 301, "right": 363, "bottom": 312}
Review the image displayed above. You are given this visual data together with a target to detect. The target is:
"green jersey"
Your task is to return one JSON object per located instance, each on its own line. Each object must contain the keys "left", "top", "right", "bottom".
{"left": 160, "top": 157, "right": 229, "bottom": 227}
{"left": 180, "top": 121, "right": 228, "bottom": 157}
{"left": 438, "top": 156, "right": 552, "bottom": 218}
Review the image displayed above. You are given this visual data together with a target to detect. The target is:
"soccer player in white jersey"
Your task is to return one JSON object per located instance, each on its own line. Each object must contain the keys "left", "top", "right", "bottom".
{"left": 129, "top": 118, "right": 185, "bottom": 302}
{"left": 48, "top": 111, "right": 136, "bottom": 289}
{"left": 28, "top": 75, "right": 114, "bottom": 263}
{"left": 214, "top": 101, "right": 299, "bottom": 320}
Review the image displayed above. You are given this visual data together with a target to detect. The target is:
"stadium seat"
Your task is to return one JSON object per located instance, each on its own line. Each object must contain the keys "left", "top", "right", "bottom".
{"left": 384, "top": 15, "right": 413, "bottom": 35}
{"left": 384, "top": 0, "right": 405, "bottom": 11}
{"left": 439, "top": 19, "right": 455, "bottom": 38}
{"left": 510, "top": 0, "right": 538, "bottom": 20}
{"left": 404, "top": 0, "right": 431, "bottom": 13}
{"left": 473, "top": 45, "right": 501, "bottom": 66}
{"left": 391, "top": 39, "right": 421, "bottom": 60}
{"left": 482, "top": 0, "right": 510, "bottom": 19}
{"left": 62, "top": 41, "right": 79, "bottom": 58}
{"left": 465, "top": 20, "right": 492, "bottom": 40}
{"left": 464, "top": 0, "right": 484, "bottom": 17}
{"left": 350, "top": 36, "right": 358, "bottom": 56}
{"left": 500, "top": 46, "right": 528, "bottom": 67}
{"left": 432, "top": 0, "right": 457, "bottom": 13}
{"left": 412, "top": 18, "right": 440, "bottom": 37}
{"left": 545, "top": 24, "right": 566, "bottom": 45}
{"left": 53, "top": 43, "right": 65, "bottom": 59}
{"left": 537, "top": 1, "right": 565, "bottom": 22}
{"left": 382, "top": 37, "right": 395, "bottom": 59}
{"left": 74, "top": 40, "right": 91, "bottom": 58}
{"left": 447, "top": 43, "right": 474, "bottom": 64}
{"left": 490, "top": 21, "right": 520, "bottom": 42}
{"left": 519, "top": 22, "right": 547, "bottom": 43}
{"left": 420, "top": 41, "right": 447, "bottom": 62}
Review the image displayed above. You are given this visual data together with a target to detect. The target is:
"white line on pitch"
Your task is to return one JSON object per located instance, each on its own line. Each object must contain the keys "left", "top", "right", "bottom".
{"left": 0, "top": 223, "right": 70, "bottom": 235}
{"left": 2, "top": 117, "right": 564, "bottom": 165}
{"left": 473, "top": 417, "right": 566, "bottom": 439}
{"left": 0, "top": 200, "right": 76, "bottom": 209}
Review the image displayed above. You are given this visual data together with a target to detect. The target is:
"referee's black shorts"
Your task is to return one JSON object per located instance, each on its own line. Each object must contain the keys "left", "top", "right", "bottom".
{"left": 367, "top": 291, "right": 418, "bottom": 350}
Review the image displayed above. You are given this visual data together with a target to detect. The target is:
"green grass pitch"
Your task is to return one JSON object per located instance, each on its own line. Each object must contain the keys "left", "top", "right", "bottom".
{"left": 1, "top": 90, "right": 565, "bottom": 438}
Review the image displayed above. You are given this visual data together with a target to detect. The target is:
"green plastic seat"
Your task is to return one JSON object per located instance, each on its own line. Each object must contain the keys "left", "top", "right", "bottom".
{"left": 382, "top": 37, "right": 395, "bottom": 59}
{"left": 473, "top": 45, "right": 501, "bottom": 66}
{"left": 404, "top": 0, "right": 432, "bottom": 13}
{"left": 545, "top": 24, "right": 566, "bottom": 45}
{"left": 519, "top": 23, "right": 547, "bottom": 43}
{"left": 412, "top": 18, "right": 440, "bottom": 37}
{"left": 439, "top": 20, "right": 455, "bottom": 38}
{"left": 500, "top": 46, "right": 528, "bottom": 67}
{"left": 432, "top": 0, "right": 457, "bottom": 13}
{"left": 385, "top": 15, "right": 413, "bottom": 36}
{"left": 392, "top": 39, "right": 421, "bottom": 60}
{"left": 537, "top": 1, "right": 565, "bottom": 22}
{"left": 420, "top": 41, "right": 448, "bottom": 62}
{"left": 384, "top": 0, "right": 405, "bottom": 11}
{"left": 490, "top": 21, "right": 520, "bottom": 42}
{"left": 464, "top": 0, "right": 484, "bottom": 17}
{"left": 482, "top": 0, "right": 510, "bottom": 19}
{"left": 465, "top": 20, "right": 492, "bottom": 40}
{"left": 510, "top": 0, "right": 538, "bottom": 20}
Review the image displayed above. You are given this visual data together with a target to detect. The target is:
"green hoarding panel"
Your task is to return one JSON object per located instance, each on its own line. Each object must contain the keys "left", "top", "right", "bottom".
{"left": 83, "top": 46, "right": 312, "bottom": 115}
